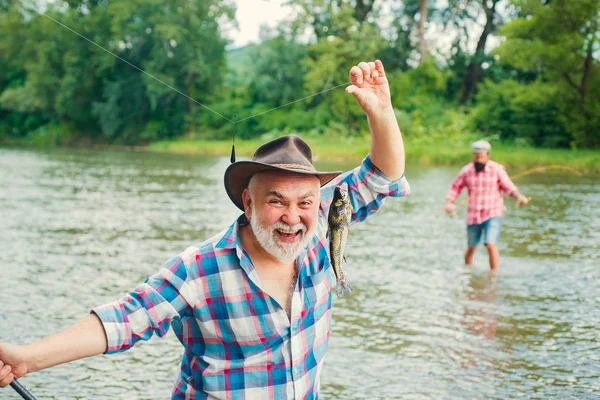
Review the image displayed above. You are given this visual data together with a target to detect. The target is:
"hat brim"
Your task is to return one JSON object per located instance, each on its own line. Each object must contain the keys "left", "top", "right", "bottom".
{"left": 224, "top": 161, "right": 341, "bottom": 211}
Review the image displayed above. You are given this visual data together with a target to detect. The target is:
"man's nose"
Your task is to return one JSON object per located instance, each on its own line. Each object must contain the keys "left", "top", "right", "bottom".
{"left": 281, "top": 206, "right": 301, "bottom": 226}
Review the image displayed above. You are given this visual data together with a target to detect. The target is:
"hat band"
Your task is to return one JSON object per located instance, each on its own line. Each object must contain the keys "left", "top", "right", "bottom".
{"left": 272, "top": 163, "right": 315, "bottom": 172}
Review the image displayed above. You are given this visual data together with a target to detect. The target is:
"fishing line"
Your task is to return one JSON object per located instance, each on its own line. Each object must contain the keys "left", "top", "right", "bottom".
{"left": 41, "top": 13, "right": 234, "bottom": 124}
{"left": 235, "top": 82, "right": 351, "bottom": 123}
{"left": 40, "top": 12, "right": 349, "bottom": 127}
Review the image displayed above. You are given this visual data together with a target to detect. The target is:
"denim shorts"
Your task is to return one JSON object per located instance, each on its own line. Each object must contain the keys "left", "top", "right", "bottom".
{"left": 467, "top": 217, "right": 502, "bottom": 247}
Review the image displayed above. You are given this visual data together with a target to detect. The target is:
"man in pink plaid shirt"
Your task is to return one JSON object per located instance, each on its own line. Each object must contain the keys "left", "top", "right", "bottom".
{"left": 445, "top": 140, "right": 528, "bottom": 270}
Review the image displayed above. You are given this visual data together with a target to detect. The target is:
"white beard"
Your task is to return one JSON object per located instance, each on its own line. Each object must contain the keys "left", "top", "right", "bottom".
{"left": 250, "top": 208, "right": 311, "bottom": 263}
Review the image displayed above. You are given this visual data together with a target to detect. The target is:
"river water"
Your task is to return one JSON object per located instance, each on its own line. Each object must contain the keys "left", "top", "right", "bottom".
{"left": 1, "top": 147, "right": 598, "bottom": 399}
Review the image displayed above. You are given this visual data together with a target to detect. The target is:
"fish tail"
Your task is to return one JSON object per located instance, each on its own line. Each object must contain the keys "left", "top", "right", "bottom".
{"left": 336, "top": 279, "right": 353, "bottom": 298}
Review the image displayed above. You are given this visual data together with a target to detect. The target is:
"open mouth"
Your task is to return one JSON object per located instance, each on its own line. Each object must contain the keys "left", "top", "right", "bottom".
{"left": 275, "top": 229, "right": 304, "bottom": 242}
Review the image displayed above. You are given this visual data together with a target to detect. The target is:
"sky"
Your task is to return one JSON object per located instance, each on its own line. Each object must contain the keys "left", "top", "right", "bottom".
{"left": 227, "top": 0, "right": 291, "bottom": 48}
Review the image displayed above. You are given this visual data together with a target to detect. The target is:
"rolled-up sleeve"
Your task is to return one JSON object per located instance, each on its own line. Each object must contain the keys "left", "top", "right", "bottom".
{"left": 320, "top": 155, "right": 410, "bottom": 224}
{"left": 497, "top": 165, "right": 518, "bottom": 195}
{"left": 446, "top": 170, "right": 466, "bottom": 203}
{"left": 91, "top": 256, "right": 193, "bottom": 354}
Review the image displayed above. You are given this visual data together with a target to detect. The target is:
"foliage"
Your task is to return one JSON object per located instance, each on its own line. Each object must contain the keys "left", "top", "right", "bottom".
{"left": 495, "top": 0, "right": 600, "bottom": 148}
{"left": 0, "top": 0, "right": 598, "bottom": 151}
{"left": 472, "top": 79, "right": 571, "bottom": 147}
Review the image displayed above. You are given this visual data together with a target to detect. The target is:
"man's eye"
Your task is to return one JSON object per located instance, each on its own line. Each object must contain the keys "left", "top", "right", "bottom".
{"left": 300, "top": 201, "right": 312, "bottom": 206}
{"left": 269, "top": 200, "right": 282, "bottom": 205}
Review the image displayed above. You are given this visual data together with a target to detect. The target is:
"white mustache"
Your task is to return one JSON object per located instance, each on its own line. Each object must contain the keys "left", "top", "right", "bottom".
{"left": 272, "top": 221, "right": 307, "bottom": 235}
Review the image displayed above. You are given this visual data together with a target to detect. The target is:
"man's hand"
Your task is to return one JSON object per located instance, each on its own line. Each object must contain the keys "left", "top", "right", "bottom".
{"left": 346, "top": 60, "right": 391, "bottom": 117}
{"left": 0, "top": 314, "right": 107, "bottom": 389}
{"left": 345, "top": 59, "right": 405, "bottom": 180}
{"left": 511, "top": 191, "right": 529, "bottom": 207}
{"left": 516, "top": 195, "right": 529, "bottom": 207}
{"left": 445, "top": 201, "right": 455, "bottom": 214}
{"left": 0, "top": 343, "right": 29, "bottom": 388}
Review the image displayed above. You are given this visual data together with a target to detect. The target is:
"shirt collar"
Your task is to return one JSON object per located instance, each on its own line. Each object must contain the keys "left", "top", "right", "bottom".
{"left": 215, "top": 214, "right": 246, "bottom": 250}
{"left": 214, "top": 214, "right": 317, "bottom": 276}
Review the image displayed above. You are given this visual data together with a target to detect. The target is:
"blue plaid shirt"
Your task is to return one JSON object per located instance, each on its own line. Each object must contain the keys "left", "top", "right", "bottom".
{"left": 93, "top": 156, "right": 410, "bottom": 399}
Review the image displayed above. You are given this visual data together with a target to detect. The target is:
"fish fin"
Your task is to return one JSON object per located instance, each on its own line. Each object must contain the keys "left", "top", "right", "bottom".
{"left": 336, "top": 279, "right": 353, "bottom": 298}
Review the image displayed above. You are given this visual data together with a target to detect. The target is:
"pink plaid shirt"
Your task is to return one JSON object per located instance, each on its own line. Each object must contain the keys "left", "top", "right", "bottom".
{"left": 446, "top": 160, "right": 518, "bottom": 225}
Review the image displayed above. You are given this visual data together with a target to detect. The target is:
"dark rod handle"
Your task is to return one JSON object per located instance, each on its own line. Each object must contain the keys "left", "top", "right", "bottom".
{"left": 10, "top": 379, "right": 37, "bottom": 400}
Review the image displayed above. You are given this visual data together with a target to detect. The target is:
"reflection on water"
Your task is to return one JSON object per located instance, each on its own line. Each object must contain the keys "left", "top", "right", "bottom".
{"left": 1, "top": 147, "right": 599, "bottom": 399}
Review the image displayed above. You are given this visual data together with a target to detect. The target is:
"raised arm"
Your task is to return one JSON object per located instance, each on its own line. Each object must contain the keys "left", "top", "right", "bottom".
{"left": 0, "top": 314, "right": 107, "bottom": 387}
{"left": 346, "top": 60, "right": 405, "bottom": 180}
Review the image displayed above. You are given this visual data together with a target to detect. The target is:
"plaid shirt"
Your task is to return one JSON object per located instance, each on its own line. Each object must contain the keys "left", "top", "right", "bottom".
{"left": 92, "top": 156, "right": 410, "bottom": 400}
{"left": 446, "top": 160, "right": 517, "bottom": 225}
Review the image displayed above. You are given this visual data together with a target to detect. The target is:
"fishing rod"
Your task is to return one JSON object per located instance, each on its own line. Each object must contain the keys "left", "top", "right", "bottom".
{"left": 508, "top": 164, "right": 582, "bottom": 180}
{"left": 10, "top": 379, "right": 37, "bottom": 400}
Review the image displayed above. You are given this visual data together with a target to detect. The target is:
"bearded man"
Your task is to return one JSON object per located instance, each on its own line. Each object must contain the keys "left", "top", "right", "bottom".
{"left": 0, "top": 60, "right": 410, "bottom": 399}
{"left": 445, "top": 140, "right": 528, "bottom": 270}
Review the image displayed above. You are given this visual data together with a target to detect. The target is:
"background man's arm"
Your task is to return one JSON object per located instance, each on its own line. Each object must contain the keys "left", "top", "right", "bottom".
{"left": 498, "top": 166, "right": 528, "bottom": 205}
{"left": 0, "top": 314, "right": 107, "bottom": 387}
{"left": 445, "top": 172, "right": 466, "bottom": 214}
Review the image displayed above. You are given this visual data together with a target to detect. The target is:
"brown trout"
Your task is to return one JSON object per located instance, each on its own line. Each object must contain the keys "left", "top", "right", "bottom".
{"left": 327, "top": 182, "right": 353, "bottom": 297}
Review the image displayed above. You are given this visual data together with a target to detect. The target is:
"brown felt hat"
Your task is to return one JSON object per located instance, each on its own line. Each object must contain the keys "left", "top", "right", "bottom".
{"left": 224, "top": 135, "right": 341, "bottom": 210}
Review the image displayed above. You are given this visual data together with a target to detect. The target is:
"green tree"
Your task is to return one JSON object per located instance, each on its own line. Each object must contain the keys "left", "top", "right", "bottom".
{"left": 380, "top": 0, "right": 418, "bottom": 71}
{"left": 473, "top": 79, "right": 571, "bottom": 147}
{"left": 495, "top": 0, "right": 600, "bottom": 147}
{"left": 247, "top": 31, "right": 308, "bottom": 107}
{"left": 0, "top": 1, "right": 42, "bottom": 138}
{"left": 0, "top": 0, "right": 234, "bottom": 144}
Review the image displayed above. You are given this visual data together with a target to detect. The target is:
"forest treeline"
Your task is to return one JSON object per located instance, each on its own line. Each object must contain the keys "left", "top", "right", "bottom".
{"left": 0, "top": 0, "right": 598, "bottom": 149}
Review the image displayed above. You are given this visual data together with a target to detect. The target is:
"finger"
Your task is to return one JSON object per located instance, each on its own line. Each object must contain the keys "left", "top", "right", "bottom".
{"left": 345, "top": 85, "right": 361, "bottom": 96}
{"left": 0, "top": 364, "right": 12, "bottom": 387}
{"left": 349, "top": 66, "right": 364, "bottom": 85}
{"left": 375, "top": 59, "right": 386, "bottom": 77}
{"left": 373, "top": 76, "right": 388, "bottom": 85}
{"left": 357, "top": 61, "right": 371, "bottom": 81}
{"left": 368, "top": 61, "right": 376, "bottom": 76}
{"left": 345, "top": 85, "right": 366, "bottom": 106}
{"left": 0, "top": 372, "right": 14, "bottom": 388}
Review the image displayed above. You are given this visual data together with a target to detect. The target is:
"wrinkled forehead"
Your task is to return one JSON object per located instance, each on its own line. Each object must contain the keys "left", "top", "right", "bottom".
{"left": 250, "top": 170, "right": 320, "bottom": 193}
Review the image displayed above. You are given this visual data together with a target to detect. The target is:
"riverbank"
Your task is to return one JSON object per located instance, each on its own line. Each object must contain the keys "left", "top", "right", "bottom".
{"left": 148, "top": 136, "right": 600, "bottom": 173}
{"left": 3, "top": 134, "right": 598, "bottom": 173}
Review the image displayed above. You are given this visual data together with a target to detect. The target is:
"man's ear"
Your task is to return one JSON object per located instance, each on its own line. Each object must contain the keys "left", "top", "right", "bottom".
{"left": 242, "top": 188, "right": 252, "bottom": 219}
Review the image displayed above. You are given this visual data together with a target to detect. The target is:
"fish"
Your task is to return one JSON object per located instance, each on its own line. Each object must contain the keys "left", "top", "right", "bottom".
{"left": 327, "top": 182, "right": 353, "bottom": 297}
